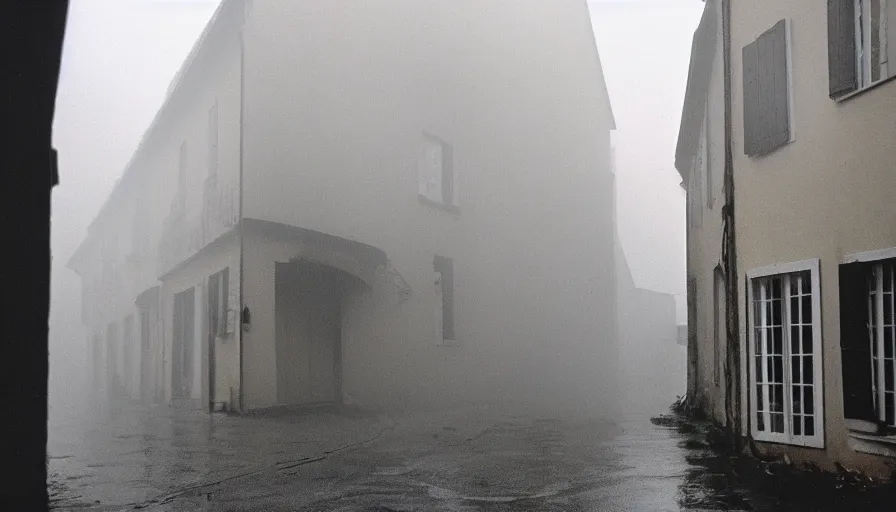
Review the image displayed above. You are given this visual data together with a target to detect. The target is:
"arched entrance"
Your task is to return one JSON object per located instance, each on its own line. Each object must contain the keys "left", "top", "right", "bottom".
{"left": 274, "top": 261, "right": 365, "bottom": 406}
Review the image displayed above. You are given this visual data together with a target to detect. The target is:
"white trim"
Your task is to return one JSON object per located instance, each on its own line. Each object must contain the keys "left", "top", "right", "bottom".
{"left": 785, "top": 18, "right": 796, "bottom": 144}
{"left": 845, "top": 418, "right": 879, "bottom": 433}
{"left": 844, "top": 247, "right": 896, "bottom": 264}
{"left": 849, "top": 432, "right": 896, "bottom": 457}
{"left": 746, "top": 258, "right": 825, "bottom": 448}
{"left": 746, "top": 258, "right": 820, "bottom": 280}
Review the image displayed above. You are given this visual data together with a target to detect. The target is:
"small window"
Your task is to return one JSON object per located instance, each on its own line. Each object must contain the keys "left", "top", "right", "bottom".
{"left": 839, "top": 252, "right": 896, "bottom": 431}
{"left": 419, "top": 133, "right": 456, "bottom": 208}
{"left": 208, "top": 102, "right": 218, "bottom": 177}
{"left": 747, "top": 259, "right": 823, "bottom": 447}
{"left": 742, "top": 20, "right": 792, "bottom": 157}
{"left": 177, "top": 141, "right": 188, "bottom": 211}
{"left": 828, "top": 0, "right": 894, "bottom": 98}
{"left": 856, "top": 0, "right": 892, "bottom": 87}
{"left": 433, "top": 255, "right": 455, "bottom": 341}
{"left": 208, "top": 267, "right": 230, "bottom": 339}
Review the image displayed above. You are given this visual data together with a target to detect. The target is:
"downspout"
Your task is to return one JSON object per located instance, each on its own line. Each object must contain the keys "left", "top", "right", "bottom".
{"left": 721, "top": 0, "right": 743, "bottom": 452}
{"left": 237, "top": 22, "right": 246, "bottom": 414}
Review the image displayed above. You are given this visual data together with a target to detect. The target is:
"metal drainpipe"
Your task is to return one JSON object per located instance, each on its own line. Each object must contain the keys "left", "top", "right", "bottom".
{"left": 721, "top": 0, "right": 743, "bottom": 452}
{"left": 237, "top": 23, "right": 246, "bottom": 414}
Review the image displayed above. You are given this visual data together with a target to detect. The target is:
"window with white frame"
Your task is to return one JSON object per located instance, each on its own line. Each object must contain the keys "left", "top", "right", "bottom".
{"left": 418, "top": 133, "right": 456, "bottom": 208}
{"left": 856, "top": 0, "right": 891, "bottom": 88}
{"left": 748, "top": 260, "right": 823, "bottom": 447}
{"left": 868, "top": 260, "right": 895, "bottom": 425}
{"left": 839, "top": 252, "right": 896, "bottom": 432}
{"left": 828, "top": 0, "right": 895, "bottom": 98}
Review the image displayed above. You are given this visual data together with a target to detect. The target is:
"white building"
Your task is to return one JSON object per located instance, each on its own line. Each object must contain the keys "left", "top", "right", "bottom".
{"left": 69, "top": 0, "right": 619, "bottom": 416}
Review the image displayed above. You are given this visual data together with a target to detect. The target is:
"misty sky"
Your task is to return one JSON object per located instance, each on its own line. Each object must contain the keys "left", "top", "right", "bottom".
{"left": 49, "top": 0, "right": 701, "bottom": 400}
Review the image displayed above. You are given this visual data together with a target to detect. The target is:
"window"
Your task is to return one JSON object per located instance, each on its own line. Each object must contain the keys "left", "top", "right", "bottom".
{"left": 433, "top": 255, "right": 455, "bottom": 341}
{"left": 208, "top": 102, "right": 218, "bottom": 177}
{"left": 828, "top": 0, "right": 895, "bottom": 98}
{"left": 208, "top": 267, "right": 230, "bottom": 339}
{"left": 177, "top": 141, "right": 188, "bottom": 211}
{"left": 868, "top": 261, "right": 895, "bottom": 425}
{"left": 742, "top": 19, "right": 792, "bottom": 157}
{"left": 418, "top": 133, "right": 456, "bottom": 208}
{"left": 839, "top": 251, "right": 896, "bottom": 432}
{"left": 747, "top": 259, "right": 823, "bottom": 447}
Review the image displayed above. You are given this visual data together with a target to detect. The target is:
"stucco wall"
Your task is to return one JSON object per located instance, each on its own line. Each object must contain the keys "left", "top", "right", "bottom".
{"left": 687, "top": 1, "right": 728, "bottom": 426}
{"left": 159, "top": 235, "right": 240, "bottom": 409}
{"left": 730, "top": 1, "right": 896, "bottom": 475}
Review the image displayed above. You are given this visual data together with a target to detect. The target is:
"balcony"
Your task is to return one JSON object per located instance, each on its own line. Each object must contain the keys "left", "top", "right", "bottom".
{"left": 157, "top": 179, "right": 238, "bottom": 277}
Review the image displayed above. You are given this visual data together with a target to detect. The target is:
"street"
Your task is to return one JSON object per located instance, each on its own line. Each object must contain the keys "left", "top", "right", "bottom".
{"left": 46, "top": 403, "right": 893, "bottom": 511}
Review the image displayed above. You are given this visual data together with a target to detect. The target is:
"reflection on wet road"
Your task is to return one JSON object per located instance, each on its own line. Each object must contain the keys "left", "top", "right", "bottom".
{"left": 46, "top": 405, "right": 892, "bottom": 511}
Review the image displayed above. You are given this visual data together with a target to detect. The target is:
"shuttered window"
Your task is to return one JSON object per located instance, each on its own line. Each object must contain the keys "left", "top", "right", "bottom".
{"left": 839, "top": 257, "right": 896, "bottom": 432}
{"left": 829, "top": 0, "right": 893, "bottom": 99}
{"left": 840, "top": 262, "right": 876, "bottom": 423}
{"left": 419, "top": 133, "right": 457, "bottom": 208}
{"left": 829, "top": 0, "right": 859, "bottom": 97}
{"left": 742, "top": 20, "right": 792, "bottom": 157}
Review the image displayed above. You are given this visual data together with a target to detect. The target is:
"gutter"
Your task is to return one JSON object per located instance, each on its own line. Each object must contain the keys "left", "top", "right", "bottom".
{"left": 237, "top": 20, "right": 246, "bottom": 414}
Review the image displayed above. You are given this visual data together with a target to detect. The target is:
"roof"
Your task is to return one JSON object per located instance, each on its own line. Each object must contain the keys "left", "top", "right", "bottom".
{"left": 67, "top": 0, "right": 244, "bottom": 272}
{"left": 674, "top": 0, "right": 718, "bottom": 182}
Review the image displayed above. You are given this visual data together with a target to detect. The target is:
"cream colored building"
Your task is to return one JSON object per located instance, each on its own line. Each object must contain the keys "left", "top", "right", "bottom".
{"left": 69, "top": 0, "right": 618, "bottom": 416}
{"left": 680, "top": 0, "right": 896, "bottom": 476}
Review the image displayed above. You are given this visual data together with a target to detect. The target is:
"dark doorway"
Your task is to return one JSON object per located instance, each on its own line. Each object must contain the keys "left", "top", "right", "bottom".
{"left": 172, "top": 287, "right": 196, "bottom": 400}
{"left": 275, "top": 262, "right": 347, "bottom": 406}
{"left": 139, "top": 309, "right": 152, "bottom": 402}
{"left": 207, "top": 268, "right": 229, "bottom": 410}
{"left": 123, "top": 314, "right": 134, "bottom": 398}
{"left": 105, "top": 323, "right": 121, "bottom": 400}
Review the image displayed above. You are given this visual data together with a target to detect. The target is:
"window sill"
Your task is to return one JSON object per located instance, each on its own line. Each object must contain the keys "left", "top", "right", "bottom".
{"left": 753, "top": 434, "right": 824, "bottom": 449}
{"left": 847, "top": 431, "right": 896, "bottom": 458}
{"left": 418, "top": 195, "right": 459, "bottom": 214}
{"left": 833, "top": 75, "right": 896, "bottom": 103}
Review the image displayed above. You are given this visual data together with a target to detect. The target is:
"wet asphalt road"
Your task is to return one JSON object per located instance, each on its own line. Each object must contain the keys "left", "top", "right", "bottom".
{"left": 45, "top": 403, "right": 891, "bottom": 511}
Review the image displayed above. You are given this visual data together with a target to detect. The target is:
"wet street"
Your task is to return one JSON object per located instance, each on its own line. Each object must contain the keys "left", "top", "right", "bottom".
{"left": 47, "top": 404, "right": 891, "bottom": 511}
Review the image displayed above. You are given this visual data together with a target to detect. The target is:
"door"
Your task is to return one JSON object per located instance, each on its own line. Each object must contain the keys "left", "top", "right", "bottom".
{"left": 172, "top": 287, "right": 196, "bottom": 399}
{"left": 139, "top": 309, "right": 151, "bottom": 401}
{"left": 106, "top": 323, "right": 120, "bottom": 400}
{"left": 275, "top": 262, "right": 342, "bottom": 405}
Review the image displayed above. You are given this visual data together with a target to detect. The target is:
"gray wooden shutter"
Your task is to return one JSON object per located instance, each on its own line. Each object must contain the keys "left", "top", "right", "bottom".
{"left": 766, "top": 20, "right": 790, "bottom": 153}
{"left": 744, "top": 20, "right": 790, "bottom": 156}
{"left": 742, "top": 40, "right": 760, "bottom": 156}
{"left": 828, "top": 0, "right": 858, "bottom": 98}
{"left": 839, "top": 263, "right": 876, "bottom": 423}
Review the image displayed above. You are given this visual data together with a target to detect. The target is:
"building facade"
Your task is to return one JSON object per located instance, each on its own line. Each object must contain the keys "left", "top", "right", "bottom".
{"left": 68, "top": 0, "right": 618, "bottom": 416}
{"left": 679, "top": 0, "right": 896, "bottom": 477}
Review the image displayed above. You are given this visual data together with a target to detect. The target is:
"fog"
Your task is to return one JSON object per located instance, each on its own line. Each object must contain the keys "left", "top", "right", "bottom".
{"left": 48, "top": 0, "right": 703, "bottom": 507}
